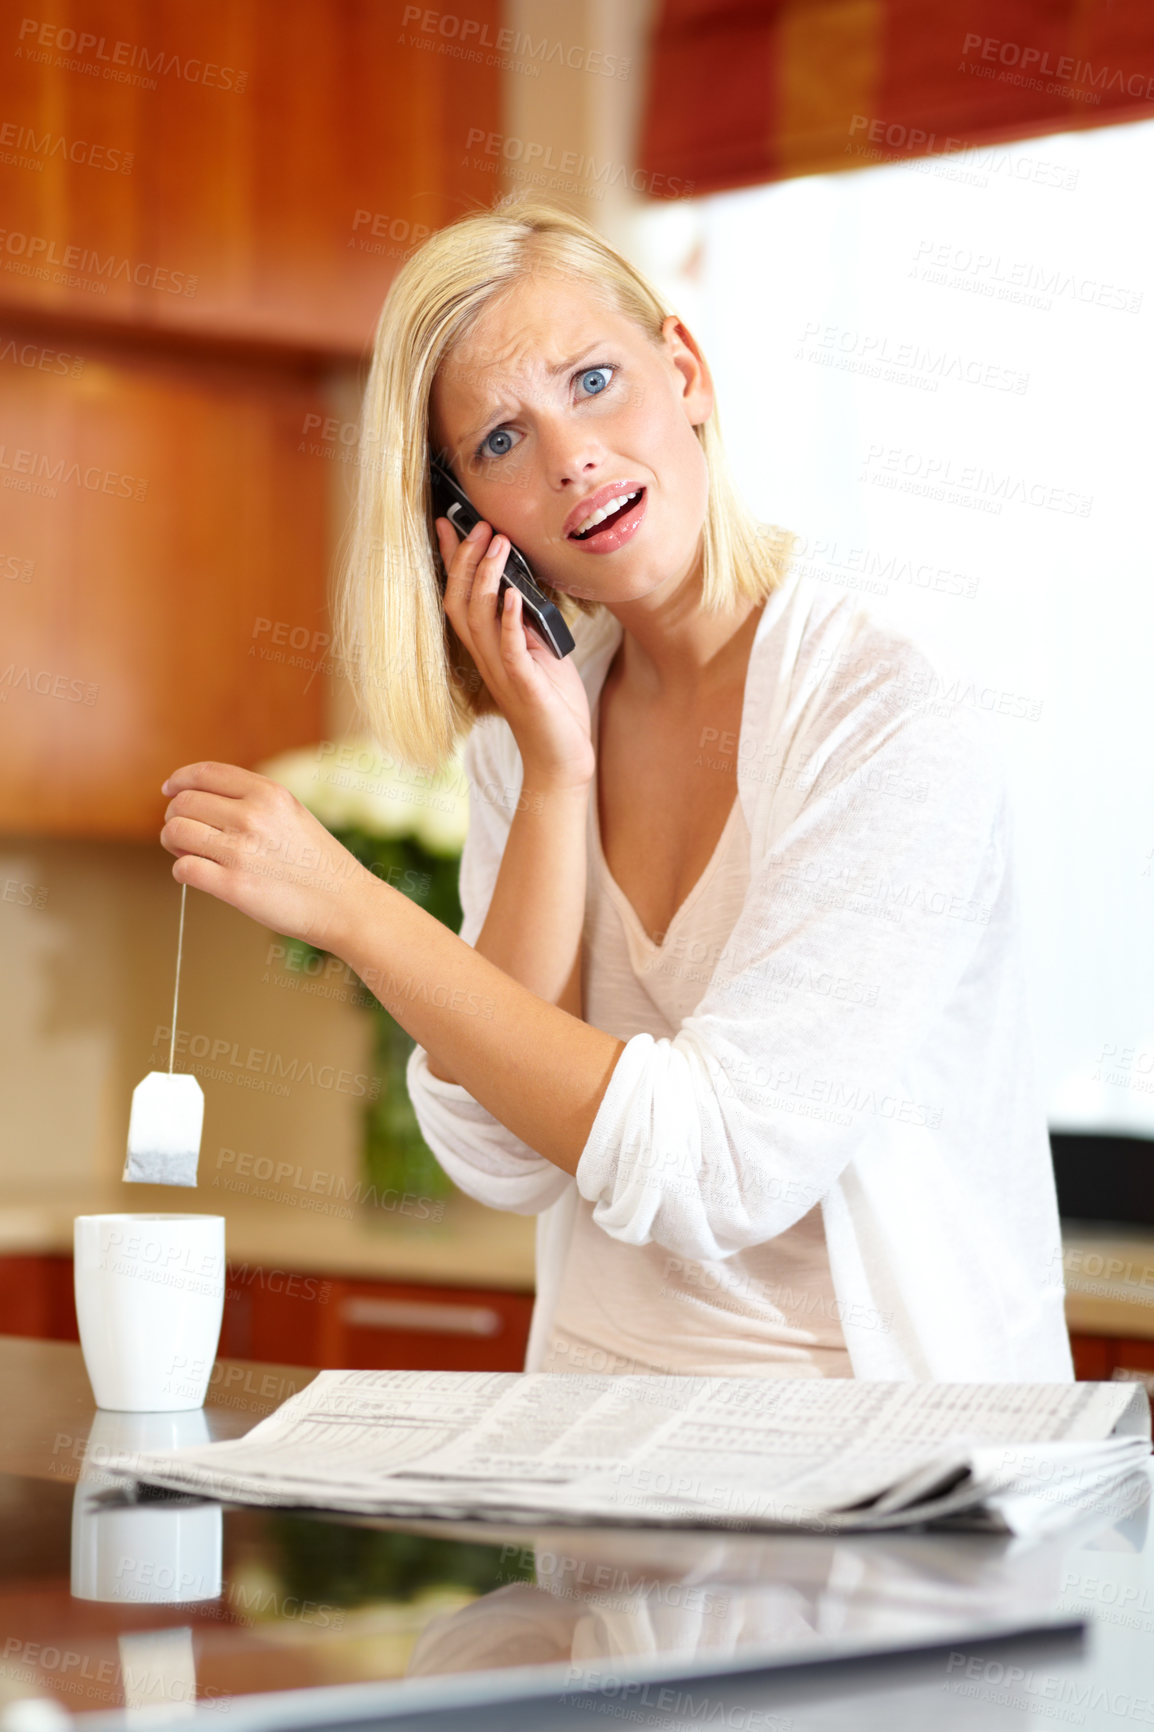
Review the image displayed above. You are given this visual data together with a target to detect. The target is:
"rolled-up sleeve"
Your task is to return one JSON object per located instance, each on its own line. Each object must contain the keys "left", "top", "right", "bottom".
{"left": 406, "top": 718, "right": 571, "bottom": 1215}
{"left": 575, "top": 638, "right": 1009, "bottom": 1262}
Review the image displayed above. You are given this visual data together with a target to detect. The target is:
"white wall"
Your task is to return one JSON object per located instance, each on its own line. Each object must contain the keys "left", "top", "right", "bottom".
{"left": 623, "top": 121, "right": 1154, "bottom": 1136}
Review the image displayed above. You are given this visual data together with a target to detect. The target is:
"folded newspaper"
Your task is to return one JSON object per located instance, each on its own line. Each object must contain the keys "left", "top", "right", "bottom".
{"left": 105, "top": 1372, "right": 1152, "bottom": 1537}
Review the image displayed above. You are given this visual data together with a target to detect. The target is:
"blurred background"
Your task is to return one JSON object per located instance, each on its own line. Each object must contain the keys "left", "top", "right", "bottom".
{"left": 1, "top": 0, "right": 1151, "bottom": 1382}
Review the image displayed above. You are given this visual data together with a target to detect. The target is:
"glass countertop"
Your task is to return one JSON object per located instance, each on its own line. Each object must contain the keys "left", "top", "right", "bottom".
{"left": 2, "top": 1338, "right": 1151, "bottom": 1732}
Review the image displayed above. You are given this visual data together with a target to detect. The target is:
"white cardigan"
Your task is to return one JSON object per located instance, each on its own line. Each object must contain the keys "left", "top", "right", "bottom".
{"left": 407, "top": 563, "right": 1073, "bottom": 1381}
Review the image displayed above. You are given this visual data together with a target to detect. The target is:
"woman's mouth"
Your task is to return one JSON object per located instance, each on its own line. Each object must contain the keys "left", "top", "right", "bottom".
{"left": 567, "top": 487, "right": 646, "bottom": 553}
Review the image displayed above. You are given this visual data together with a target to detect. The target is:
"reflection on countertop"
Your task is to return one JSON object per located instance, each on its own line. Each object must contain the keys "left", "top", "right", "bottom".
{"left": 72, "top": 1409, "right": 223, "bottom": 1606}
{"left": 404, "top": 1506, "right": 1152, "bottom": 1680}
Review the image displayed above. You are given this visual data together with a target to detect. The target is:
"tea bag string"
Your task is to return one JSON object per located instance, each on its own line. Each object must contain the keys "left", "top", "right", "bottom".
{"left": 169, "top": 882, "right": 187, "bottom": 1076}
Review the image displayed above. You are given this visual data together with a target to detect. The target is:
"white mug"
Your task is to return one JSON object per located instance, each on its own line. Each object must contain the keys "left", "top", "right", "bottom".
{"left": 74, "top": 1214, "right": 226, "bottom": 1411}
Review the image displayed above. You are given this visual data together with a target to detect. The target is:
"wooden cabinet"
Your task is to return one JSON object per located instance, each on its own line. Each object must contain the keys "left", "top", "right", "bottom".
{"left": 6, "top": 1258, "right": 1154, "bottom": 1385}
{"left": 1069, "top": 1331, "right": 1154, "bottom": 1383}
{"left": 0, "top": 0, "right": 502, "bottom": 836}
{"left": 0, "top": 336, "right": 331, "bottom": 835}
{"left": 0, "top": 0, "right": 502, "bottom": 353}
{"left": 220, "top": 1270, "right": 533, "bottom": 1372}
{"left": 0, "top": 1254, "right": 76, "bottom": 1340}
{"left": 0, "top": 1253, "right": 533, "bottom": 1374}
{"left": 11, "top": 1254, "right": 1154, "bottom": 1383}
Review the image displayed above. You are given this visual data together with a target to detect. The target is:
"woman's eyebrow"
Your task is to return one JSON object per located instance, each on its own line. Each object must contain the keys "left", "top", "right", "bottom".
{"left": 461, "top": 341, "right": 610, "bottom": 446}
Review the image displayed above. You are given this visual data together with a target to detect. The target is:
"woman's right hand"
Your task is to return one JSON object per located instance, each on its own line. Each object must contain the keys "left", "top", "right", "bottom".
{"left": 436, "top": 515, "right": 595, "bottom": 790}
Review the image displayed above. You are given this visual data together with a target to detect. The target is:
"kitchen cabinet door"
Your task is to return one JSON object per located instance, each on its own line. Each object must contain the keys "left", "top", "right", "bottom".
{"left": 0, "top": 0, "right": 502, "bottom": 353}
{"left": 0, "top": 336, "right": 330, "bottom": 835}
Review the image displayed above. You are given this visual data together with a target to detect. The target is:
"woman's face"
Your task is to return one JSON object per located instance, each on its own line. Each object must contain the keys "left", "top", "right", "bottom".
{"left": 428, "top": 269, "right": 713, "bottom": 603}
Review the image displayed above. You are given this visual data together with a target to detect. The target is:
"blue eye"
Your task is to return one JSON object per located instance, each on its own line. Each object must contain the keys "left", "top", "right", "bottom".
{"left": 474, "top": 363, "right": 617, "bottom": 461}
{"left": 479, "top": 428, "right": 515, "bottom": 460}
{"left": 578, "top": 365, "right": 615, "bottom": 396}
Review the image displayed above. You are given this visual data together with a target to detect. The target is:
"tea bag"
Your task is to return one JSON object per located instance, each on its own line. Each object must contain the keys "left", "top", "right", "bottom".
{"left": 123, "top": 883, "right": 203, "bottom": 1186}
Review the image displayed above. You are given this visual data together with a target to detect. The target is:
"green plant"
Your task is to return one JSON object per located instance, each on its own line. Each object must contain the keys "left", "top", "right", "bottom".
{"left": 258, "top": 740, "right": 469, "bottom": 1202}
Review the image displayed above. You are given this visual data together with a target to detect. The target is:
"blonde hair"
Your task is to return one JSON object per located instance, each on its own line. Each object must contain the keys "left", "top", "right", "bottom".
{"left": 335, "top": 193, "right": 795, "bottom": 774}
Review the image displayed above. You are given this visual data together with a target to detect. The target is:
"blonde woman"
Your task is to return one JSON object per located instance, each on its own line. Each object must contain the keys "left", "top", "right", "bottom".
{"left": 160, "top": 194, "right": 1072, "bottom": 1383}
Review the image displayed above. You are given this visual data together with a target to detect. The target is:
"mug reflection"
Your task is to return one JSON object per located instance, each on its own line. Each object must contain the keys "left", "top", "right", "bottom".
{"left": 71, "top": 1410, "right": 223, "bottom": 1606}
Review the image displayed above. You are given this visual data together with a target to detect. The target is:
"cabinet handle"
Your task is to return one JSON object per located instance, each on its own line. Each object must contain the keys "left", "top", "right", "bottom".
{"left": 341, "top": 1297, "right": 503, "bottom": 1337}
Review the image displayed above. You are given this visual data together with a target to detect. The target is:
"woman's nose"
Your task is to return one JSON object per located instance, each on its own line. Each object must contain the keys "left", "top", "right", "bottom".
{"left": 537, "top": 423, "right": 603, "bottom": 489}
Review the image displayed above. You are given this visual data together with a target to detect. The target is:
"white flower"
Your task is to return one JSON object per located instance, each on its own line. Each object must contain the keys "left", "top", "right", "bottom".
{"left": 255, "top": 746, "right": 349, "bottom": 828}
{"left": 257, "top": 738, "right": 470, "bottom": 853}
{"left": 410, "top": 784, "right": 470, "bottom": 856}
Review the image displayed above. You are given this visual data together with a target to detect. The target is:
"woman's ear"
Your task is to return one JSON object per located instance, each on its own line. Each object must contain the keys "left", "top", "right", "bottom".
{"left": 660, "top": 313, "right": 714, "bottom": 427}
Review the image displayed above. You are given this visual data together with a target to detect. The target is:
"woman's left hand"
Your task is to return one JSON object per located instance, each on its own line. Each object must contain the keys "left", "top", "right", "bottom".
{"left": 160, "top": 761, "right": 373, "bottom": 952}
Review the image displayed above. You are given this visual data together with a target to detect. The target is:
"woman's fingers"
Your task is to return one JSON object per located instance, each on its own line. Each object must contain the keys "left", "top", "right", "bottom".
{"left": 163, "top": 788, "right": 240, "bottom": 832}
{"left": 437, "top": 515, "right": 490, "bottom": 605}
{"left": 162, "top": 760, "right": 260, "bottom": 799}
{"left": 160, "top": 810, "right": 236, "bottom": 866}
{"left": 467, "top": 532, "right": 509, "bottom": 630}
{"left": 472, "top": 536, "right": 537, "bottom": 687}
{"left": 439, "top": 517, "right": 520, "bottom": 672}
{"left": 499, "top": 584, "right": 529, "bottom": 665}
{"left": 436, "top": 519, "right": 549, "bottom": 730}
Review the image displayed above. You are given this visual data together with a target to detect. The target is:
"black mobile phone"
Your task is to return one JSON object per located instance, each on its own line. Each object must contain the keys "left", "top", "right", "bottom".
{"left": 429, "top": 456, "right": 575, "bottom": 659}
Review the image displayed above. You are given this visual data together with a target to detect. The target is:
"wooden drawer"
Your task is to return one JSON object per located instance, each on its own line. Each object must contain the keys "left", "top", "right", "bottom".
{"left": 232, "top": 1272, "right": 533, "bottom": 1372}
{"left": 331, "top": 1278, "right": 532, "bottom": 1371}
{"left": 1108, "top": 1337, "right": 1154, "bottom": 1375}
{"left": 1070, "top": 1331, "right": 1154, "bottom": 1381}
{"left": 0, "top": 1255, "right": 77, "bottom": 1341}
{"left": 0, "top": 1255, "right": 532, "bottom": 1374}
